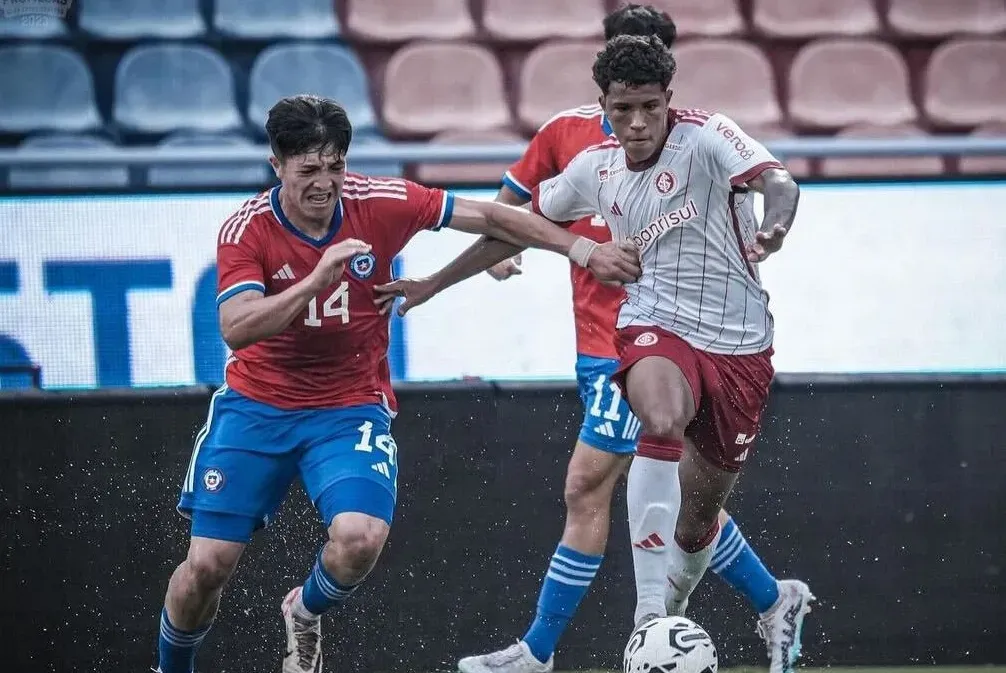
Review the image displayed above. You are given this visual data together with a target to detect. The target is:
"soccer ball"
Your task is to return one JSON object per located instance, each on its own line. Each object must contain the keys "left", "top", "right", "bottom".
{"left": 623, "top": 616, "right": 718, "bottom": 673}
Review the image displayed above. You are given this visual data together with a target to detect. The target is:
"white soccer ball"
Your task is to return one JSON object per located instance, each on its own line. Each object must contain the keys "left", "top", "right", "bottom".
{"left": 623, "top": 616, "right": 718, "bottom": 673}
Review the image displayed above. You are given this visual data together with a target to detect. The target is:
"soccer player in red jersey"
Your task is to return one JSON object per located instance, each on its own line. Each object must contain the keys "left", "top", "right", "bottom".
{"left": 154, "top": 94, "right": 639, "bottom": 673}
{"left": 377, "top": 8, "right": 813, "bottom": 673}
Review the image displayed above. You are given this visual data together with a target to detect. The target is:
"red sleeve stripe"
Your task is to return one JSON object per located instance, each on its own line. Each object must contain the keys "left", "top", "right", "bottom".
{"left": 730, "top": 161, "right": 785, "bottom": 186}
{"left": 219, "top": 198, "right": 270, "bottom": 245}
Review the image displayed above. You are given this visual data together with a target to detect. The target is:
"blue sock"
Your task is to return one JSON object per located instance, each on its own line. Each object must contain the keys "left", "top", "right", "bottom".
{"left": 158, "top": 608, "right": 212, "bottom": 673}
{"left": 709, "top": 516, "right": 780, "bottom": 613}
{"left": 522, "top": 544, "right": 602, "bottom": 663}
{"left": 301, "top": 551, "right": 358, "bottom": 615}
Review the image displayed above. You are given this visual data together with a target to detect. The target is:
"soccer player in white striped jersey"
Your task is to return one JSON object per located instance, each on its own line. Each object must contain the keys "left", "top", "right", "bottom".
{"left": 376, "top": 28, "right": 813, "bottom": 673}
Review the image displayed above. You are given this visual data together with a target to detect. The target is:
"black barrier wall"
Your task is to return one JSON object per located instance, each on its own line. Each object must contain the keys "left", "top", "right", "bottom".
{"left": 3, "top": 379, "right": 1004, "bottom": 672}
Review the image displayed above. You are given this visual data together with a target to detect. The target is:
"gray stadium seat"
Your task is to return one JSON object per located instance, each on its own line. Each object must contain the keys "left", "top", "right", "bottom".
{"left": 214, "top": 0, "right": 339, "bottom": 39}
{"left": 0, "top": 45, "right": 101, "bottom": 134}
{"left": 8, "top": 134, "right": 129, "bottom": 189}
{"left": 147, "top": 132, "right": 272, "bottom": 187}
{"left": 79, "top": 0, "right": 206, "bottom": 39}
{"left": 248, "top": 44, "right": 376, "bottom": 135}
{"left": 0, "top": 14, "right": 67, "bottom": 38}
{"left": 113, "top": 44, "right": 242, "bottom": 135}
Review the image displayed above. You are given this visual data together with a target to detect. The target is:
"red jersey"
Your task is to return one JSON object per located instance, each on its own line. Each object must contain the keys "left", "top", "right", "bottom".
{"left": 215, "top": 176, "right": 453, "bottom": 411}
{"left": 502, "top": 104, "right": 622, "bottom": 359}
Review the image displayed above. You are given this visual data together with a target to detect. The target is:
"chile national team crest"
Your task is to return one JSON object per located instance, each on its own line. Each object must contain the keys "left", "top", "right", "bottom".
{"left": 349, "top": 252, "right": 377, "bottom": 279}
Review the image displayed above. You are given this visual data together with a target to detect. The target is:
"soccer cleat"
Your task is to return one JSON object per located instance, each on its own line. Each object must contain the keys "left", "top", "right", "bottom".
{"left": 756, "top": 579, "right": 816, "bottom": 673}
{"left": 457, "top": 640, "right": 554, "bottom": 673}
{"left": 281, "top": 587, "right": 323, "bottom": 673}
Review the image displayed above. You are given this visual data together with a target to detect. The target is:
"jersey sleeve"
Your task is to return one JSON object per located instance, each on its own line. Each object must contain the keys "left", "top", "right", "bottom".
{"left": 529, "top": 151, "right": 597, "bottom": 224}
{"left": 375, "top": 178, "right": 455, "bottom": 250}
{"left": 502, "top": 123, "right": 559, "bottom": 201}
{"left": 696, "top": 113, "right": 785, "bottom": 187}
{"left": 216, "top": 218, "right": 266, "bottom": 306}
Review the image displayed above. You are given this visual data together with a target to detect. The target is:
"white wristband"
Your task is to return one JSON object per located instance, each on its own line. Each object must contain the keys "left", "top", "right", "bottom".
{"left": 569, "top": 236, "right": 599, "bottom": 268}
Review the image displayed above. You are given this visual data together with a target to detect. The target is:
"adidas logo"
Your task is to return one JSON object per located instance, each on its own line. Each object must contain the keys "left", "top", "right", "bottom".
{"left": 272, "top": 263, "right": 295, "bottom": 280}
{"left": 371, "top": 462, "right": 391, "bottom": 479}
{"left": 594, "top": 421, "right": 615, "bottom": 438}
{"left": 633, "top": 532, "right": 666, "bottom": 550}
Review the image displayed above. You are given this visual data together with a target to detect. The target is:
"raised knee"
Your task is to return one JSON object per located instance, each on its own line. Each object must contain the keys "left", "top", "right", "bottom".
{"left": 639, "top": 408, "right": 687, "bottom": 441}
{"left": 327, "top": 517, "right": 387, "bottom": 573}
{"left": 186, "top": 545, "right": 237, "bottom": 591}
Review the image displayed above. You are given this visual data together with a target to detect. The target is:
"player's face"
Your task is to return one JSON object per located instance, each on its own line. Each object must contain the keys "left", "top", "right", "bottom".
{"left": 271, "top": 149, "right": 347, "bottom": 223}
{"left": 600, "top": 82, "right": 671, "bottom": 163}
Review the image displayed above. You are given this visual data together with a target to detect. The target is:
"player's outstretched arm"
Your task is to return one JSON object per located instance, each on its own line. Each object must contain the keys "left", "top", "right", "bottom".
{"left": 219, "top": 239, "right": 371, "bottom": 350}
{"left": 746, "top": 168, "right": 800, "bottom": 263}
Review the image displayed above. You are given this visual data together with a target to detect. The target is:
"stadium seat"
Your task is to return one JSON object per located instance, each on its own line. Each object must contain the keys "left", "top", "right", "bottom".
{"left": 214, "top": 0, "right": 340, "bottom": 39}
{"left": 349, "top": 132, "right": 405, "bottom": 178}
{"left": 0, "top": 15, "right": 67, "bottom": 38}
{"left": 382, "top": 42, "right": 511, "bottom": 136}
{"left": 888, "top": 0, "right": 1006, "bottom": 37}
{"left": 482, "top": 0, "right": 605, "bottom": 41}
{"left": 0, "top": 45, "right": 101, "bottom": 134}
{"left": 346, "top": 0, "right": 475, "bottom": 42}
{"left": 745, "top": 125, "right": 811, "bottom": 178}
{"left": 147, "top": 132, "right": 272, "bottom": 187}
{"left": 79, "top": 0, "right": 205, "bottom": 39}
{"left": 788, "top": 40, "right": 917, "bottom": 129}
{"left": 924, "top": 39, "right": 1006, "bottom": 128}
{"left": 669, "top": 40, "right": 781, "bottom": 127}
{"left": 8, "top": 134, "right": 129, "bottom": 189}
{"left": 518, "top": 41, "right": 604, "bottom": 132}
{"left": 642, "top": 0, "right": 745, "bottom": 37}
{"left": 248, "top": 43, "right": 376, "bottom": 136}
{"left": 753, "top": 0, "right": 879, "bottom": 37}
{"left": 415, "top": 128, "right": 526, "bottom": 184}
{"left": 114, "top": 44, "right": 241, "bottom": 135}
{"left": 819, "top": 124, "right": 944, "bottom": 177}
{"left": 959, "top": 123, "right": 1006, "bottom": 174}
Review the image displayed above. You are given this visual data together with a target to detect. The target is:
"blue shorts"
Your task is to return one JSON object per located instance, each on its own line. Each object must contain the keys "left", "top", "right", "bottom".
{"left": 177, "top": 386, "right": 398, "bottom": 543}
{"left": 575, "top": 354, "right": 641, "bottom": 454}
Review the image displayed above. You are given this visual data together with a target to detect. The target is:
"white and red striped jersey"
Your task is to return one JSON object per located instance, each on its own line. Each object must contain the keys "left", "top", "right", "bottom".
{"left": 216, "top": 176, "right": 453, "bottom": 409}
{"left": 532, "top": 109, "right": 784, "bottom": 355}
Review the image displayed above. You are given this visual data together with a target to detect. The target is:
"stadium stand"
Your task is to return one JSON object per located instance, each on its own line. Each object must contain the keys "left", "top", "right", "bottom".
{"left": 0, "top": 1, "right": 1002, "bottom": 182}
{"left": 416, "top": 128, "right": 526, "bottom": 184}
{"left": 147, "top": 132, "right": 273, "bottom": 187}
{"left": 819, "top": 123, "right": 945, "bottom": 177}
{"left": 213, "top": 0, "right": 340, "bottom": 40}
{"left": 8, "top": 134, "right": 129, "bottom": 189}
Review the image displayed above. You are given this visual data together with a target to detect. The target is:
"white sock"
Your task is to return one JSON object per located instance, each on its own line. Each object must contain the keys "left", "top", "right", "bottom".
{"left": 627, "top": 455, "right": 681, "bottom": 625}
{"left": 665, "top": 524, "right": 721, "bottom": 615}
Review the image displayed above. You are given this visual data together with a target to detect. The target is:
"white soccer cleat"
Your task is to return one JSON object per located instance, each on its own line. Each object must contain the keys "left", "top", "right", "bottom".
{"left": 756, "top": 579, "right": 815, "bottom": 673}
{"left": 281, "top": 587, "right": 323, "bottom": 673}
{"left": 457, "top": 640, "right": 554, "bottom": 673}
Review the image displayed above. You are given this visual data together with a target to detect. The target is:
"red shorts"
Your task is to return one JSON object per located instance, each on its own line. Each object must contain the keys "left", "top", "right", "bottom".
{"left": 613, "top": 325, "right": 774, "bottom": 472}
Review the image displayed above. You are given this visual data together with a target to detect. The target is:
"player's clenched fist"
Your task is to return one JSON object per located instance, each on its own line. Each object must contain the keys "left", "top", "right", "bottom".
{"left": 582, "top": 239, "right": 641, "bottom": 285}
{"left": 308, "top": 239, "right": 371, "bottom": 290}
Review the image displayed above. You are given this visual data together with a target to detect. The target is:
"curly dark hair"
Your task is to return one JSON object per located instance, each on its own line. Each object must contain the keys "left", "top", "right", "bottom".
{"left": 592, "top": 34, "right": 677, "bottom": 95}
{"left": 266, "top": 94, "right": 353, "bottom": 161}
{"left": 604, "top": 3, "right": 677, "bottom": 48}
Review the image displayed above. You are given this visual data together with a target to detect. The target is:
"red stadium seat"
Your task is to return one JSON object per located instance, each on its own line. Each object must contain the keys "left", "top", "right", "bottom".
{"left": 820, "top": 124, "right": 944, "bottom": 177}
{"left": 639, "top": 0, "right": 745, "bottom": 37}
{"left": 888, "top": 0, "right": 1006, "bottom": 38}
{"left": 482, "top": 0, "right": 605, "bottom": 42}
{"left": 753, "top": 0, "right": 879, "bottom": 37}
{"left": 518, "top": 41, "right": 604, "bottom": 132}
{"left": 745, "top": 125, "right": 812, "bottom": 178}
{"left": 670, "top": 40, "right": 781, "bottom": 127}
{"left": 924, "top": 39, "right": 1006, "bottom": 128}
{"left": 788, "top": 39, "right": 917, "bottom": 129}
{"left": 959, "top": 123, "right": 1006, "bottom": 174}
{"left": 415, "top": 128, "right": 527, "bottom": 184}
{"left": 382, "top": 42, "right": 512, "bottom": 137}
{"left": 346, "top": 0, "right": 475, "bottom": 43}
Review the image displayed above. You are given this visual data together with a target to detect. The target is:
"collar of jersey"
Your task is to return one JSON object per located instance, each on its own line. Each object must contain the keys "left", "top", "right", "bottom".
{"left": 601, "top": 114, "right": 613, "bottom": 136}
{"left": 269, "top": 185, "right": 343, "bottom": 248}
